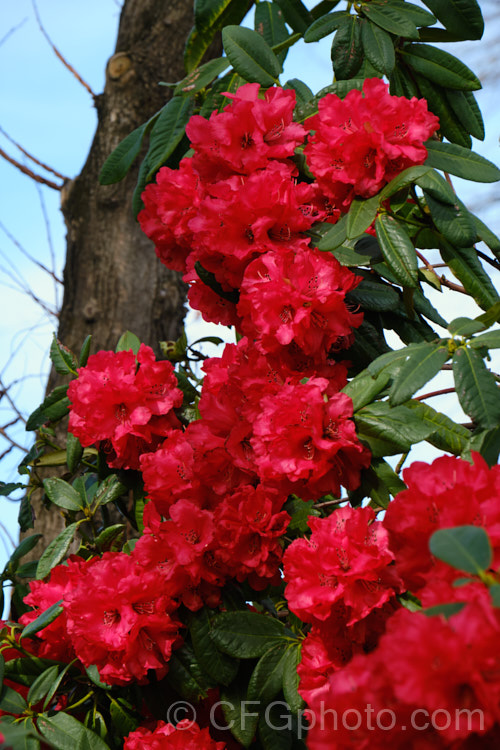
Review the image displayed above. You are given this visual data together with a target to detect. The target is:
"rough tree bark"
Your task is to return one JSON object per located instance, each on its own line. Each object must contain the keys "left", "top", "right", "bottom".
{"left": 18, "top": 0, "right": 221, "bottom": 570}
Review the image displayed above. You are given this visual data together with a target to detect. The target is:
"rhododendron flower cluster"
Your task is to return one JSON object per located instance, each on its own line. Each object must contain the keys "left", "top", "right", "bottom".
{"left": 124, "top": 719, "right": 226, "bottom": 749}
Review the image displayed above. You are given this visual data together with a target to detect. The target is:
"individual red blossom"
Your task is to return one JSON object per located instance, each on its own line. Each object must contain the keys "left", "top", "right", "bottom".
{"left": 304, "top": 78, "right": 439, "bottom": 211}
{"left": 138, "top": 158, "right": 203, "bottom": 274}
{"left": 238, "top": 246, "right": 363, "bottom": 362}
{"left": 251, "top": 379, "right": 370, "bottom": 499}
{"left": 68, "top": 344, "right": 183, "bottom": 470}
{"left": 186, "top": 82, "right": 306, "bottom": 180}
{"left": 124, "top": 719, "right": 226, "bottom": 750}
{"left": 63, "top": 551, "right": 182, "bottom": 685}
{"left": 284, "top": 506, "right": 402, "bottom": 627}
{"left": 383, "top": 453, "right": 500, "bottom": 595}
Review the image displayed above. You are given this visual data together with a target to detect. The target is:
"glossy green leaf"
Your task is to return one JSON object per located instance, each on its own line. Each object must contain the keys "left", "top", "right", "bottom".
{"left": 282, "top": 645, "right": 304, "bottom": 714}
{"left": 407, "top": 401, "right": 470, "bottom": 455}
{"left": 425, "top": 141, "right": 500, "bottom": 183}
{"left": 27, "top": 666, "right": 59, "bottom": 707}
{"left": 389, "top": 342, "right": 449, "bottom": 405}
{"left": 99, "top": 120, "right": 151, "bottom": 185}
{"left": 401, "top": 43, "right": 480, "bottom": 91}
{"left": 360, "top": 19, "right": 394, "bottom": 76}
{"left": 211, "top": 612, "right": 285, "bottom": 659}
{"left": 93, "top": 475, "right": 127, "bottom": 507}
{"left": 195, "top": 0, "right": 233, "bottom": 33}
{"left": 38, "top": 712, "right": 112, "bottom": 750}
{"left": 421, "top": 0, "right": 484, "bottom": 41}
{"left": 316, "top": 214, "right": 347, "bottom": 251}
{"left": 21, "top": 601, "right": 63, "bottom": 641}
{"left": 174, "top": 57, "right": 230, "bottom": 96}
{"left": 254, "top": 2, "right": 289, "bottom": 64}
{"left": 367, "top": 343, "right": 430, "bottom": 377}
{"left": 453, "top": 346, "right": 500, "bottom": 429}
{"left": 248, "top": 643, "right": 289, "bottom": 703}
{"left": 331, "top": 16, "right": 363, "bottom": 80}
{"left": 389, "top": 64, "right": 419, "bottom": 98}
{"left": 413, "top": 289, "right": 448, "bottom": 328}
{"left": 379, "top": 165, "right": 430, "bottom": 202}
{"left": 258, "top": 709, "right": 292, "bottom": 750}
{"left": 473, "top": 215, "right": 500, "bottom": 261}
{"left": 448, "top": 317, "right": 485, "bottom": 337}
{"left": 304, "top": 11, "right": 350, "bottom": 42}
{"left": 190, "top": 608, "right": 239, "bottom": 686}
{"left": 414, "top": 74, "right": 472, "bottom": 148}
{"left": 385, "top": 0, "right": 436, "bottom": 27}
{"left": 465, "top": 426, "right": 500, "bottom": 467}
{"left": 274, "top": 0, "right": 312, "bottom": 34}
{"left": 0, "top": 685, "right": 29, "bottom": 714}
{"left": 470, "top": 331, "right": 500, "bottom": 350}
{"left": 49, "top": 336, "right": 77, "bottom": 376}
{"left": 36, "top": 523, "right": 81, "bottom": 580}
{"left": 425, "top": 193, "right": 476, "bottom": 247}
{"left": 221, "top": 681, "right": 258, "bottom": 748}
{"left": 5, "top": 534, "right": 42, "bottom": 571}
{"left": 362, "top": 2, "right": 419, "bottom": 39}
{"left": 348, "top": 278, "right": 400, "bottom": 312}
{"left": 475, "top": 301, "right": 500, "bottom": 329}
{"left": 166, "top": 644, "right": 211, "bottom": 701}
{"left": 43, "top": 478, "right": 83, "bottom": 513}
{"left": 355, "top": 401, "right": 434, "bottom": 456}
{"left": 415, "top": 169, "right": 456, "bottom": 204}
{"left": 342, "top": 368, "right": 391, "bottom": 412}
{"left": 65, "top": 432, "right": 83, "bottom": 474}
{"left": 109, "top": 696, "right": 138, "bottom": 738}
{"left": 346, "top": 195, "right": 379, "bottom": 239}
{"left": 284, "top": 78, "right": 313, "bottom": 103}
{"left": 423, "top": 601, "right": 466, "bottom": 618}
{"left": 430, "top": 525, "right": 492, "bottom": 574}
{"left": 26, "top": 385, "right": 69, "bottom": 432}
{"left": 490, "top": 585, "right": 500, "bottom": 608}
{"left": 222, "top": 26, "right": 282, "bottom": 86}
{"left": 439, "top": 240, "right": 499, "bottom": 311}
{"left": 375, "top": 214, "right": 418, "bottom": 288}
{"left": 78, "top": 335, "right": 92, "bottom": 367}
{"left": 185, "top": 0, "right": 249, "bottom": 72}
{"left": 146, "top": 97, "right": 194, "bottom": 179}
{"left": 445, "top": 89, "right": 484, "bottom": 140}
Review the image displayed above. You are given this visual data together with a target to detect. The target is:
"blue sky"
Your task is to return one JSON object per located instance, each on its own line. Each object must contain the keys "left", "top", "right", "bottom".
{"left": 0, "top": 1, "right": 499, "bottom": 582}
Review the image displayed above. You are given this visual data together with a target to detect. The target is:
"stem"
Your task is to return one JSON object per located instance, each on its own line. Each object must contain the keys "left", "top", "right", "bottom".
{"left": 414, "top": 387, "right": 456, "bottom": 401}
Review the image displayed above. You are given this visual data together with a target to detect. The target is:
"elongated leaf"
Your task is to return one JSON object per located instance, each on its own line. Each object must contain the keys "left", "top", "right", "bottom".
{"left": 402, "top": 43, "right": 480, "bottom": 91}
{"left": 38, "top": 712, "right": 111, "bottom": 750}
{"left": 50, "top": 336, "right": 77, "bottom": 376}
{"left": 476, "top": 301, "right": 500, "bottom": 329}
{"left": 211, "top": 612, "right": 285, "bottom": 659}
{"left": 390, "top": 342, "right": 449, "bottom": 405}
{"left": 453, "top": 346, "right": 500, "bottom": 429}
{"left": 386, "top": 0, "right": 436, "bottom": 27}
{"left": 282, "top": 645, "right": 304, "bottom": 714}
{"left": 360, "top": 19, "right": 394, "bottom": 76}
{"left": 274, "top": 0, "right": 312, "bottom": 34}
{"left": 465, "top": 426, "right": 500, "bottom": 467}
{"left": 195, "top": 0, "right": 233, "bottom": 33}
{"left": 93, "top": 475, "right": 127, "bottom": 507}
{"left": 407, "top": 400, "right": 470, "bottom": 454}
{"left": 439, "top": 240, "right": 499, "bottom": 311}
{"left": 342, "top": 368, "right": 391, "bottom": 412}
{"left": 174, "top": 57, "right": 230, "bottom": 96}
{"left": 415, "top": 169, "right": 456, "bottom": 205}
{"left": 21, "top": 601, "right": 63, "bottom": 641}
{"left": 375, "top": 214, "right": 418, "bottom": 288}
{"left": 421, "top": 0, "right": 484, "bottom": 41}
{"left": 348, "top": 278, "right": 400, "bottom": 312}
{"left": 247, "top": 644, "right": 288, "bottom": 703}
{"left": 316, "top": 215, "right": 348, "bottom": 251}
{"left": 27, "top": 665, "right": 59, "bottom": 707}
{"left": 331, "top": 16, "right": 363, "bottom": 80}
{"left": 190, "top": 609, "right": 239, "bottom": 686}
{"left": 448, "top": 317, "right": 485, "bottom": 337}
{"left": 258, "top": 709, "right": 292, "bottom": 750}
{"left": 414, "top": 73, "right": 472, "bottom": 148}
{"left": 99, "top": 121, "right": 150, "bottom": 185}
{"left": 26, "top": 386, "right": 69, "bottom": 432}
{"left": 166, "top": 644, "right": 210, "bottom": 701}
{"left": 304, "top": 11, "right": 350, "bottom": 43}
{"left": 5, "top": 534, "right": 42, "bottom": 571}
{"left": 473, "top": 215, "right": 500, "bottom": 261}
{"left": 379, "top": 165, "right": 430, "bottom": 202}
{"left": 355, "top": 401, "right": 434, "bottom": 456}
{"left": 413, "top": 289, "right": 448, "bottom": 327}
{"left": 367, "top": 343, "right": 430, "bottom": 377}
{"left": 185, "top": 0, "right": 249, "bottom": 72}
{"left": 220, "top": 681, "right": 258, "bottom": 748}
{"left": 146, "top": 97, "right": 194, "bottom": 179}
{"left": 222, "top": 26, "right": 282, "bottom": 87}
{"left": 116, "top": 330, "right": 141, "bottom": 354}
{"left": 425, "top": 141, "right": 500, "bottom": 183}
{"left": 255, "top": 2, "right": 289, "bottom": 64}
{"left": 470, "top": 331, "right": 500, "bottom": 350}
{"left": 346, "top": 195, "right": 379, "bottom": 239}
{"left": 425, "top": 193, "right": 476, "bottom": 247}
{"left": 0, "top": 685, "right": 28, "bottom": 714}
{"left": 362, "top": 2, "right": 419, "bottom": 39}
{"left": 445, "top": 89, "right": 484, "bottom": 141}
{"left": 390, "top": 64, "right": 419, "bottom": 98}
{"left": 36, "top": 523, "right": 81, "bottom": 580}
{"left": 430, "top": 525, "right": 492, "bottom": 574}
{"left": 43, "top": 478, "right": 83, "bottom": 513}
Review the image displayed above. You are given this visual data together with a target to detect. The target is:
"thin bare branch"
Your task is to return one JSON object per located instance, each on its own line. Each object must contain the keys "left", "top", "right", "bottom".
{"left": 0, "top": 17, "right": 27, "bottom": 48}
{"left": 0, "top": 147, "right": 62, "bottom": 190}
{"left": 0, "top": 126, "right": 68, "bottom": 181}
{"left": 415, "top": 387, "right": 456, "bottom": 401}
{"left": 32, "top": 0, "right": 96, "bottom": 98}
{"left": 0, "top": 426, "right": 28, "bottom": 454}
{"left": 0, "top": 221, "right": 63, "bottom": 285}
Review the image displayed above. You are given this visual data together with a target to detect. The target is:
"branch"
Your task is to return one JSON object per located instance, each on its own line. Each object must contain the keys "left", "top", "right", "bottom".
{"left": 0, "top": 17, "right": 27, "bottom": 48}
{"left": 0, "top": 221, "right": 63, "bottom": 285}
{"left": 414, "top": 387, "right": 456, "bottom": 401}
{"left": 32, "top": 0, "right": 96, "bottom": 99}
{"left": 0, "top": 147, "right": 63, "bottom": 190}
{"left": 0, "top": 126, "right": 68, "bottom": 181}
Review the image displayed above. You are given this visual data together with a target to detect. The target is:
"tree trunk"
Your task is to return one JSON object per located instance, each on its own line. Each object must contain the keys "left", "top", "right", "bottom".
{"left": 16, "top": 0, "right": 220, "bottom": 578}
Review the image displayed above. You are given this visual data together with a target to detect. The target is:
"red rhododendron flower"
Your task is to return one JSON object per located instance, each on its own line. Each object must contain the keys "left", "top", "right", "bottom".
{"left": 284, "top": 506, "right": 402, "bottom": 626}
{"left": 68, "top": 344, "right": 183, "bottom": 470}
{"left": 304, "top": 78, "right": 439, "bottom": 211}
{"left": 186, "top": 82, "right": 306, "bottom": 180}
{"left": 384, "top": 453, "right": 500, "bottom": 594}
{"left": 238, "top": 246, "right": 362, "bottom": 361}
{"left": 64, "top": 551, "right": 181, "bottom": 685}
{"left": 124, "top": 719, "right": 226, "bottom": 749}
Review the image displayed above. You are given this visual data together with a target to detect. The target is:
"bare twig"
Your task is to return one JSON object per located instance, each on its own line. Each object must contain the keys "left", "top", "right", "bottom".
{"left": 0, "top": 147, "right": 62, "bottom": 190}
{"left": 32, "top": 0, "right": 96, "bottom": 98}
{"left": 476, "top": 247, "right": 500, "bottom": 272}
{"left": 0, "top": 126, "right": 68, "bottom": 181}
{"left": 414, "top": 387, "right": 456, "bottom": 401}
{"left": 0, "top": 426, "right": 28, "bottom": 454}
{"left": 0, "top": 221, "right": 63, "bottom": 285}
{"left": 415, "top": 250, "right": 468, "bottom": 294}
{"left": 0, "top": 17, "right": 27, "bottom": 48}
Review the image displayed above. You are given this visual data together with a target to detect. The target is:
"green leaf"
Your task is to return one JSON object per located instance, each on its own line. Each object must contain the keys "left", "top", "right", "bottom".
{"left": 465, "top": 426, "right": 500, "bottom": 467}
{"left": 406, "top": 400, "right": 471, "bottom": 455}
{"left": 453, "top": 346, "right": 500, "bottom": 429}
{"left": 5, "top": 534, "right": 42, "bottom": 571}
{"left": 93, "top": 524, "right": 125, "bottom": 553}
{"left": 415, "top": 169, "right": 456, "bottom": 205}
{"left": 430, "top": 525, "right": 492, "bottom": 574}
{"left": 282, "top": 645, "right": 304, "bottom": 714}
{"left": 115, "top": 330, "right": 141, "bottom": 354}
{"left": 470, "top": 331, "right": 500, "bottom": 350}
{"left": 389, "top": 64, "right": 419, "bottom": 98}
{"left": 258, "top": 709, "right": 292, "bottom": 750}
{"left": 316, "top": 215, "right": 348, "bottom": 251}
{"left": 220, "top": 681, "right": 258, "bottom": 748}
{"left": 360, "top": 19, "right": 394, "bottom": 76}
{"left": 371, "top": 457, "right": 407, "bottom": 497}
{"left": 222, "top": 26, "right": 282, "bottom": 87}
{"left": 211, "top": 612, "right": 285, "bottom": 659}
{"left": 475, "top": 301, "right": 500, "bottom": 329}
{"left": 283, "top": 497, "right": 320, "bottom": 535}
{"left": 346, "top": 195, "right": 379, "bottom": 239}
{"left": 421, "top": 0, "right": 484, "bottom": 41}
{"left": 355, "top": 401, "right": 434, "bottom": 456}
{"left": 78, "top": 335, "right": 92, "bottom": 367}
{"left": 186, "top": 0, "right": 249, "bottom": 72}
{"left": 195, "top": 0, "right": 233, "bottom": 33}
{"left": 386, "top": 0, "right": 436, "bottom": 27}
{"left": 248, "top": 643, "right": 289, "bottom": 703}
{"left": 50, "top": 336, "right": 77, "bottom": 376}
{"left": 174, "top": 57, "right": 230, "bottom": 96}
{"left": 65, "top": 433, "right": 83, "bottom": 474}
{"left": 413, "top": 289, "right": 448, "bottom": 328}
{"left": 367, "top": 344, "right": 429, "bottom": 377}
{"left": 26, "top": 385, "right": 69, "bottom": 432}
{"left": 132, "top": 152, "right": 150, "bottom": 217}
{"left": 93, "top": 475, "right": 127, "bottom": 507}
{"left": 375, "top": 214, "right": 418, "bottom": 288}
{"left": 274, "top": 0, "right": 312, "bottom": 34}
{"left": 43, "top": 478, "right": 83, "bottom": 513}
{"left": 284, "top": 78, "right": 313, "bottom": 104}
{"left": 389, "top": 342, "right": 449, "bottom": 406}
{"left": 255, "top": 1, "right": 290, "bottom": 65}
{"left": 439, "top": 240, "right": 499, "bottom": 311}
{"left": 109, "top": 696, "right": 138, "bottom": 738}
{"left": 166, "top": 644, "right": 210, "bottom": 701}
{"left": 36, "top": 523, "right": 81, "bottom": 580}
{"left": 146, "top": 97, "right": 194, "bottom": 180}
{"left": 304, "top": 11, "right": 350, "bottom": 43}
{"left": 424, "top": 193, "right": 476, "bottom": 247}
{"left": 38, "top": 712, "right": 111, "bottom": 750}
{"left": 27, "top": 665, "right": 59, "bottom": 707}
{"left": 0, "top": 685, "right": 28, "bottom": 714}
{"left": 20, "top": 600, "right": 63, "bottom": 641}
{"left": 379, "top": 165, "right": 431, "bottom": 202}
{"left": 401, "top": 43, "right": 481, "bottom": 91}
{"left": 362, "top": 2, "right": 419, "bottom": 39}
{"left": 0, "top": 481, "right": 24, "bottom": 496}
{"left": 425, "top": 141, "right": 500, "bottom": 183}
{"left": 473, "top": 215, "right": 500, "bottom": 260}
{"left": 347, "top": 278, "right": 400, "bottom": 312}
{"left": 342, "top": 368, "right": 391, "bottom": 412}
{"left": 99, "top": 120, "right": 152, "bottom": 185}
{"left": 331, "top": 16, "right": 363, "bottom": 81}
{"left": 490, "top": 585, "right": 500, "bottom": 608}
{"left": 414, "top": 73, "right": 472, "bottom": 148}
{"left": 445, "top": 89, "right": 484, "bottom": 141}
{"left": 448, "top": 317, "right": 485, "bottom": 337}
{"left": 190, "top": 608, "right": 239, "bottom": 686}
{"left": 423, "top": 601, "right": 466, "bottom": 618}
